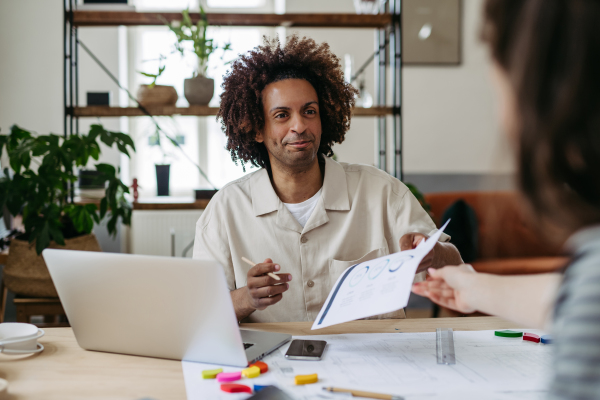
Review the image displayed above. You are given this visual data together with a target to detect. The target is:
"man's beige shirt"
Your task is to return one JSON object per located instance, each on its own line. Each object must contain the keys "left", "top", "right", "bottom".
{"left": 193, "top": 156, "right": 449, "bottom": 323}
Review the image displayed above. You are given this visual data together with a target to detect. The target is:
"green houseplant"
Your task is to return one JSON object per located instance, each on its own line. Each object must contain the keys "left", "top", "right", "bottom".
{"left": 161, "top": 6, "right": 231, "bottom": 105}
{"left": 0, "top": 124, "right": 135, "bottom": 297}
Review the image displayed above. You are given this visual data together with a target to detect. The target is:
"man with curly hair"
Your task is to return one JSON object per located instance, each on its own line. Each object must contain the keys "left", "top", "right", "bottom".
{"left": 193, "top": 36, "right": 462, "bottom": 323}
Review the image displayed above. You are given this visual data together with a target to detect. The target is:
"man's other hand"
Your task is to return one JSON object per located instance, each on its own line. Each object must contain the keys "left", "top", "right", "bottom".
{"left": 242, "top": 258, "right": 292, "bottom": 311}
{"left": 399, "top": 232, "right": 433, "bottom": 273}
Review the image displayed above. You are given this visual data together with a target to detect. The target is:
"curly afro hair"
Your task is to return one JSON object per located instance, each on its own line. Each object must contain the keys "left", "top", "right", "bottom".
{"left": 217, "top": 35, "right": 358, "bottom": 170}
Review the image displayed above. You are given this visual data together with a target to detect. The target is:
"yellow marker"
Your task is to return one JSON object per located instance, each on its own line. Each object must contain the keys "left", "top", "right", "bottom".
{"left": 294, "top": 373, "right": 318, "bottom": 385}
{"left": 241, "top": 366, "right": 261, "bottom": 379}
{"left": 201, "top": 368, "right": 223, "bottom": 379}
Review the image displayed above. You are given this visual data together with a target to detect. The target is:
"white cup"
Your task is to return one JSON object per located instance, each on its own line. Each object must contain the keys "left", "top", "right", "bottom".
{"left": 0, "top": 323, "right": 44, "bottom": 354}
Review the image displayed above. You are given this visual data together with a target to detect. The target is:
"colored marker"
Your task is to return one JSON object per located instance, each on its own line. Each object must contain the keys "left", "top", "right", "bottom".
{"left": 523, "top": 333, "right": 541, "bottom": 343}
{"left": 220, "top": 383, "right": 252, "bottom": 394}
{"left": 295, "top": 373, "right": 318, "bottom": 385}
{"left": 250, "top": 361, "right": 269, "bottom": 373}
{"left": 216, "top": 371, "right": 242, "bottom": 383}
{"left": 242, "top": 365, "right": 261, "bottom": 379}
{"left": 254, "top": 384, "right": 272, "bottom": 392}
{"left": 201, "top": 368, "right": 223, "bottom": 379}
{"left": 541, "top": 335, "right": 553, "bottom": 344}
{"left": 494, "top": 330, "right": 523, "bottom": 338}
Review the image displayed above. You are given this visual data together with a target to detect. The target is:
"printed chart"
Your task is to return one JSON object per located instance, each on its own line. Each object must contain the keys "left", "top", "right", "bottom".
{"left": 312, "top": 221, "right": 449, "bottom": 330}
{"left": 182, "top": 330, "right": 551, "bottom": 400}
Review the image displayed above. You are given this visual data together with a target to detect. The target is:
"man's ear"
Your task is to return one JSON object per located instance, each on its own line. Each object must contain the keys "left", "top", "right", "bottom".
{"left": 255, "top": 131, "right": 264, "bottom": 143}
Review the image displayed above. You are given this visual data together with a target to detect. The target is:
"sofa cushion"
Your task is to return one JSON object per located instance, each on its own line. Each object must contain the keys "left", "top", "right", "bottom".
{"left": 441, "top": 199, "right": 478, "bottom": 263}
{"left": 425, "top": 191, "right": 562, "bottom": 259}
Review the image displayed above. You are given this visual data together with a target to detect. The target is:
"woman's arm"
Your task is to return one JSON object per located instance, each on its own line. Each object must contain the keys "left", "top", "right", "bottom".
{"left": 412, "top": 265, "right": 562, "bottom": 329}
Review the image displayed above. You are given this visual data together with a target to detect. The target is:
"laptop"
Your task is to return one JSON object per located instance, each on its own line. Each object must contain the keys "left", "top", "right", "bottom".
{"left": 42, "top": 249, "right": 291, "bottom": 367}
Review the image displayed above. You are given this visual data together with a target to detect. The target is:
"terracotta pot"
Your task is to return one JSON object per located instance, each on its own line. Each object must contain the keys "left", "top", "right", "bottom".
{"left": 4, "top": 234, "right": 101, "bottom": 297}
{"left": 136, "top": 85, "right": 178, "bottom": 107}
{"left": 184, "top": 75, "right": 214, "bottom": 105}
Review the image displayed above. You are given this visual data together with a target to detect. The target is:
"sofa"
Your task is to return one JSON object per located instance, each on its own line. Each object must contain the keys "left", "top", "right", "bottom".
{"left": 425, "top": 191, "right": 569, "bottom": 275}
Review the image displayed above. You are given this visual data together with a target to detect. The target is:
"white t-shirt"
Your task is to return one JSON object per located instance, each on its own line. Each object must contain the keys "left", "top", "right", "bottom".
{"left": 283, "top": 188, "right": 322, "bottom": 228}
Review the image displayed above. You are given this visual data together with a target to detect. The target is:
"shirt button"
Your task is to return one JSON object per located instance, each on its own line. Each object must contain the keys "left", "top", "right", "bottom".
{"left": 301, "top": 236, "right": 308, "bottom": 243}
{"left": 307, "top": 280, "right": 315, "bottom": 287}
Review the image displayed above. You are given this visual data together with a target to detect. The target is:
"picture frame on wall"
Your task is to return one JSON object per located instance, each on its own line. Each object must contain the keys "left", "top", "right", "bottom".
{"left": 402, "top": 0, "right": 462, "bottom": 65}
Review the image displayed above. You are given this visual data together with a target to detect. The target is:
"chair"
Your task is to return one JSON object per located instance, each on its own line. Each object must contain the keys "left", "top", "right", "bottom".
{"left": 0, "top": 251, "right": 68, "bottom": 327}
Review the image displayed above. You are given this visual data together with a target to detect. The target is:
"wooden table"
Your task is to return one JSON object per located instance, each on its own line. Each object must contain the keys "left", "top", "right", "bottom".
{"left": 0, "top": 317, "right": 520, "bottom": 400}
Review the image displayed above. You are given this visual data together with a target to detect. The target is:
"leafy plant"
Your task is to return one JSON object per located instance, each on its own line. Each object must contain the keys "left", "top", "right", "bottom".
{"left": 139, "top": 64, "right": 165, "bottom": 88}
{"left": 138, "top": 7, "right": 231, "bottom": 84}
{"left": 162, "top": 6, "right": 231, "bottom": 78}
{"left": 0, "top": 124, "right": 135, "bottom": 254}
{"left": 405, "top": 182, "right": 431, "bottom": 216}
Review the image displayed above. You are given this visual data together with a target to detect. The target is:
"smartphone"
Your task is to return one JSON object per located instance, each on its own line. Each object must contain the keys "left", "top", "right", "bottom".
{"left": 284, "top": 339, "right": 327, "bottom": 360}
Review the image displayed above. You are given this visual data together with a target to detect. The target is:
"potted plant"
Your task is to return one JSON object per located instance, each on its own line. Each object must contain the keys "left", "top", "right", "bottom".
{"left": 0, "top": 124, "right": 135, "bottom": 297}
{"left": 137, "top": 60, "right": 179, "bottom": 108}
{"left": 163, "top": 7, "right": 231, "bottom": 105}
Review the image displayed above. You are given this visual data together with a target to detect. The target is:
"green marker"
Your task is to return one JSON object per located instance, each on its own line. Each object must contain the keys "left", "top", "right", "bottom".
{"left": 202, "top": 368, "right": 223, "bottom": 379}
{"left": 495, "top": 330, "right": 523, "bottom": 338}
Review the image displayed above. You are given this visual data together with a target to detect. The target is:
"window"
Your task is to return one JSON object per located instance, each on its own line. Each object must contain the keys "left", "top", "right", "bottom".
{"left": 207, "top": 0, "right": 266, "bottom": 8}
{"left": 129, "top": 0, "right": 272, "bottom": 196}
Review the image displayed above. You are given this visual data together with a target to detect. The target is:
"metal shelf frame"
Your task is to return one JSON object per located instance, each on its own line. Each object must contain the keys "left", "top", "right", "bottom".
{"left": 63, "top": 0, "right": 403, "bottom": 180}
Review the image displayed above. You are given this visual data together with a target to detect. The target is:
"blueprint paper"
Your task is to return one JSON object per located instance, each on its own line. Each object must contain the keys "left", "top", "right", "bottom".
{"left": 182, "top": 330, "right": 551, "bottom": 400}
{"left": 312, "top": 221, "right": 450, "bottom": 330}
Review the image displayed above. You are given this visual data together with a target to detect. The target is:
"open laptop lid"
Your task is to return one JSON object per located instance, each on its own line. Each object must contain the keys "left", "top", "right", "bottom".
{"left": 43, "top": 249, "right": 249, "bottom": 367}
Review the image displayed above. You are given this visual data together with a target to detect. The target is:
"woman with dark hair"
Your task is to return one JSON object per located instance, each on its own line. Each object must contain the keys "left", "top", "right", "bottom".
{"left": 412, "top": 0, "right": 600, "bottom": 398}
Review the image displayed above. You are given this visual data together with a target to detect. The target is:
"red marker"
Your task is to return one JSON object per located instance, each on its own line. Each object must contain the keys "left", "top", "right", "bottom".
{"left": 220, "top": 383, "right": 252, "bottom": 394}
{"left": 523, "top": 333, "right": 541, "bottom": 343}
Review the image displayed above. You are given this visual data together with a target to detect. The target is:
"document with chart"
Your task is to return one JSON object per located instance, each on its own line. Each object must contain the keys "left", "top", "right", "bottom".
{"left": 312, "top": 221, "right": 450, "bottom": 330}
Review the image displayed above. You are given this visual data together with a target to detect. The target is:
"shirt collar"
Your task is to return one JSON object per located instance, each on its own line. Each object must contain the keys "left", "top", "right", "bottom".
{"left": 321, "top": 155, "right": 350, "bottom": 211}
{"left": 250, "top": 155, "right": 350, "bottom": 217}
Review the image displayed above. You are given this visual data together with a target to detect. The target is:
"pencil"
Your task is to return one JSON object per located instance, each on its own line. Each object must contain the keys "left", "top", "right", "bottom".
{"left": 241, "top": 257, "right": 281, "bottom": 281}
{"left": 323, "top": 387, "right": 404, "bottom": 400}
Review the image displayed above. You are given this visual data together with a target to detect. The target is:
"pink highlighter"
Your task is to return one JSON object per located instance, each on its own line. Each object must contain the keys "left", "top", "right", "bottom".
{"left": 216, "top": 371, "right": 242, "bottom": 383}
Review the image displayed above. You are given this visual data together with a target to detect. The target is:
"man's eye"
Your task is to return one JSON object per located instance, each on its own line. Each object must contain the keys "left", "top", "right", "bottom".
{"left": 275, "top": 113, "right": 287, "bottom": 119}
{"left": 305, "top": 109, "right": 316, "bottom": 115}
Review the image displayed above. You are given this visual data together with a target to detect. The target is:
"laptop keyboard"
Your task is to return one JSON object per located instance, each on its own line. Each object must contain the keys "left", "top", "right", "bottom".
{"left": 243, "top": 343, "right": 254, "bottom": 350}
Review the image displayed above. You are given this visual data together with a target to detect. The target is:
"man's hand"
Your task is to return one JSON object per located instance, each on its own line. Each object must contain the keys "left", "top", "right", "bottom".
{"left": 412, "top": 265, "right": 478, "bottom": 314}
{"left": 399, "top": 232, "right": 433, "bottom": 273}
{"left": 231, "top": 258, "right": 292, "bottom": 321}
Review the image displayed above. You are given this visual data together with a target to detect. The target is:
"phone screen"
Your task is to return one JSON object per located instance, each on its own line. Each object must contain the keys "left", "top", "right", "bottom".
{"left": 284, "top": 339, "right": 327, "bottom": 360}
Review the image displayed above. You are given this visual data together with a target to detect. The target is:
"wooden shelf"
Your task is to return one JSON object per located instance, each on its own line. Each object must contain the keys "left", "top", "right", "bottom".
{"left": 73, "top": 106, "right": 395, "bottom": 117}
{"left": 72, "top": 11, "right": 391, "bottom": 28}
{"left": 133, "top": 199, "right": 210, "bottom": 210}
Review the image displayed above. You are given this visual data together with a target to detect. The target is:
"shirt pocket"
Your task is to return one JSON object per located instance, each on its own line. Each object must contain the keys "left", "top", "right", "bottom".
{"left": 328, "top": 246, "right": 406, "bottom": 320}
{"left": 329, "top": 247, "right": 388, "bottom": 278}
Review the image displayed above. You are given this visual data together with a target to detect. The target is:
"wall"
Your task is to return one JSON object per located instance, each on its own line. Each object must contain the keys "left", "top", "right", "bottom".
{"left": 403, "top": 0, "right": 513, "bottom": 177}
{"left": 286, "top": 0, "right": 513, "bottom": 192}
{"left": 0, "top": 0, "right": 63, "bottom": 135}
{"left": 0, "top": 0, "right": 122, "bottom": 252}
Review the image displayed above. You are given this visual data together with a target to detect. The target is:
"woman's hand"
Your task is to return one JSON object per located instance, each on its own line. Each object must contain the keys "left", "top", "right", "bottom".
{"left": 412, "top": 264, "right": 479, "bottom": 314}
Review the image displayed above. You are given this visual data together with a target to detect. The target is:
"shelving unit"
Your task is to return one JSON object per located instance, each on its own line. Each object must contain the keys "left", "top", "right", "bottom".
{"left": 72, "top": 106, "right": 395, "bottom": 117}
{"left": 64, "top": 1, "right": 403, "bottom": 179}
{"left": 71, "top": 11, "right": 391, "bottom": 27}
